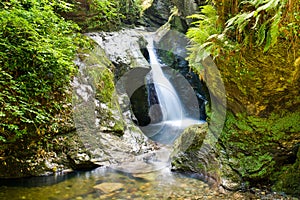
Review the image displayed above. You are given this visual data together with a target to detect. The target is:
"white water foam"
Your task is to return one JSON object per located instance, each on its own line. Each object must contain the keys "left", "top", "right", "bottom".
{"left": 143, "top": 37, "right": 204, "bottom": 144}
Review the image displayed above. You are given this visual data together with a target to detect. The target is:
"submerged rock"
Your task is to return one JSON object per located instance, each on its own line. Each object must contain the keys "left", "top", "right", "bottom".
{"left": 93, "top": 182, "right": 124, "bottom": 193}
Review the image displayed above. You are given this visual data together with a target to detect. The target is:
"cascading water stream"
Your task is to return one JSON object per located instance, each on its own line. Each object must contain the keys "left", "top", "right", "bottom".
{"left": 141, "top": 36, "right": 204, "bottom": 144}
{"left": 147, "top": 39, "right": 183, "bottom": 122}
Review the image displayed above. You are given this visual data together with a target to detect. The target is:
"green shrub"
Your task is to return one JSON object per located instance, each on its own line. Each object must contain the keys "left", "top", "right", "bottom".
{"left": 79, "top": 0, "right": 142, "bottom": 31}
{"left": 0, "top": 0, "right": 83, "bottom": 143}
{"left": 186, "top": 0, "right": 300, "bottom": 72}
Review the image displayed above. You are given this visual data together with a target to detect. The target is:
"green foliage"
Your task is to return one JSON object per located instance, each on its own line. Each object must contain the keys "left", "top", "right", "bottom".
{"left": 186, "top": 5, "right": 219, "bottom": 73}
{"left": 82, "top": 0, "right": 141, "bottom": 31}
{"left": 186, "top": 5, "right": 218, "bottom": 60}
{"left": 0, "top": 0, "right": 84, "bottom": 143}
{"left": 119, "top": 0, "right": 142, "bottom": 24}
{"left": 187, "top": 5, "right": 219, "bottom": 45}
{"left": 224, "top": 0, "right": 286, "bottom": 52}
{"left": 272, "top": 148, "right": 300, "bottom": 196}
{"left": 88, "top": 0, "right": 124, "bottom": 30}
{"left": 186, "top": 5, "right": 236, "bottom": 73}
{"left": 186, "top": 0, "right": 300, "bottom": 66}
{"left": 220, "top": 111, "right": 300, "bottom": 181}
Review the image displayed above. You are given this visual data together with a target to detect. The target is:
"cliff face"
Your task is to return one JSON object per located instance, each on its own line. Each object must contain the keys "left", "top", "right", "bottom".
{"left": 1, "top": 0, "right": 298, "bottom": 196}
{"left": 214, "top": 42, "right": 300, "bottom": 194}
{"left": 218, "top": 42, "right": 300, "bottom": 116}
{"left": 164, "top": 0, "right": 300, "bottom": 196}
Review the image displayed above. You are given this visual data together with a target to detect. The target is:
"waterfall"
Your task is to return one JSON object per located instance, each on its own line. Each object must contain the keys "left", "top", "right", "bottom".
{"left": 147, "top": 40, "right": 183, "bottom": 122}
{"left": 141, "top": 37, "right": 204, "bottom": 144}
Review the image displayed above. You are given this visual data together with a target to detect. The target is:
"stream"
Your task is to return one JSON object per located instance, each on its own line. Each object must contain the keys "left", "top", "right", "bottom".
{"left": 139, "top": 35, "right": 204, "bottom": 144}
{"left": 0, "top": 29, "right": 297, "bottom": 200}
{"left": 0, "top": 167, "right": 296, "bottom": 200}
{"left": 0, "top": 167, "right": 224, "bottom": 200}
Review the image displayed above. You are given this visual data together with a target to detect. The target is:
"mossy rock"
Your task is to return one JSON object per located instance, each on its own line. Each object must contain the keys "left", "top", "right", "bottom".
{"left": 171, "top": 123, "right": 221, "bottom": 185}
{"left": 218, "top": 110, "right": 300, "bottom": 193}
{"left": 216, "top": 41, "right": 300, "bottom": 116}
{"left": 75, "top": 46, "right": 125, "bottom": 135}
{"left": 272, "top": 146, "right": 300, "bottom": 197}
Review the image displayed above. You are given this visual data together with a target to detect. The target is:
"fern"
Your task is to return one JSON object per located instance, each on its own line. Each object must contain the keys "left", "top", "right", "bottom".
{"left": 186, "top": 5, "right": 221, "bottom": 72}
{"left": 264, "top": 10, "right": 281, "bottom": 51}
{"left": 256, "top": 0, "right": 280, "bottom": 12}
{"left": 257, "top": 21, "right": 268, "bottom": 46}
{"left": 223, "top": 0, "right": 285, "bottom": 51}
{"left": 186, "top": 0, "right": 299, "bottom": 66}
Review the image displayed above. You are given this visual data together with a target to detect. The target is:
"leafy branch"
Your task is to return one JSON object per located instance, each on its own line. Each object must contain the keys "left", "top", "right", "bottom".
{"left": 186, "top": 0, "right": 300, "bottom": 71}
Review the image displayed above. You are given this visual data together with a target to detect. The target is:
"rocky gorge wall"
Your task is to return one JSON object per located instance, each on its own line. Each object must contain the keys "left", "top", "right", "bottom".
{"left": 160, "top": 0, "right": 300, "bottom": 196}
{"left": 1, "top": 0, "right": 299, "bottom": 197}
{"left": 0, "top": 33, "right": 155, "bottom": 178}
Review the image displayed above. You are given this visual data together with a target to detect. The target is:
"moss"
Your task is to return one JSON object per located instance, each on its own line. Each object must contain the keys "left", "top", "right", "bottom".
{"left": 216, "top": 41, "right": 300, "bottom": 116}
{"left": 220, "top": 111, "right": 300, "bottom": 186}
{"left": 77, "top": 46, "right": 125, "bottom": 136}
{"left": 79, "top": 46, "right": 116, "bottom": 107}
{"left": 234, "top": 153, "right": 275, "bottom": 180}
{"left": 111, "top": 119, "right": 124, "bottom": 136}
{"left": 272, "top": 148, "right": 300, "bottom": 197}
{"left": 93, "top": 68, "right": 115, "bottom": 106}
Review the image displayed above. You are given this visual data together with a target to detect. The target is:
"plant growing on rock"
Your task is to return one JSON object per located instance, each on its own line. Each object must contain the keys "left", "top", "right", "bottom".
{"left": 0, "top": 0, "right": 84, "bottom": 148}
{"left": 187, "top": 0, "right": 300, "bottom": 68}
{"left": 184, "top": 0, "right": 300, "bottom": 196}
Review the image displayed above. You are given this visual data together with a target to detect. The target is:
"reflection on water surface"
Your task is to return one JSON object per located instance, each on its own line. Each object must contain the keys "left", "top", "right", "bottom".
{"left": 0, "top": 167, "right": 297, "bottom": 200}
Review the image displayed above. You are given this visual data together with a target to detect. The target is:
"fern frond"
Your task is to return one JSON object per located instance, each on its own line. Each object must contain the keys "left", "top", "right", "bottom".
{"left": 187, "top": 14, "right": 206, "bottom": 20}
{"left": 257, "top": 0, "right": 280, "bottom": 12}
{"left": 257, "top": 21, "right": 268, "bottom": 46}
{"left": 252, "top": 13, "right": 261, "bottom": 29}
{"left": 263, "top": 10, "right": 281, "bottom": 52}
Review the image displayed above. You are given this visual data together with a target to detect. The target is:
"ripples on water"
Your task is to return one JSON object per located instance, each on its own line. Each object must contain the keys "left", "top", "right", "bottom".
{"left": 0, "top": 167, "right": 297, "bottom": 200}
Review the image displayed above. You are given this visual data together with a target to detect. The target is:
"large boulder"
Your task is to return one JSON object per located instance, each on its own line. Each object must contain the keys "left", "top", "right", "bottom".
{"left": 0, "top": 37, "right": 155, "bottom": 178}
{"left": 143, "top": 0, "right": 173, "bottom": 27}
{"left": 86, "top": 29, "right": 150, "bottom": 78}
{"left": 143, "top": 0, "right": 206, "bottom": 32}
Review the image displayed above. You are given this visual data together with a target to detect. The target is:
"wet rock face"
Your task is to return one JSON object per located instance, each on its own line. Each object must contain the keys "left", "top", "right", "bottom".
{"left": 0, "top": 39, "right": 154, "bottom": 178}
{"left": 171, "top": 124, "right": 223, "bottom": 187}
{"left": 86, "top": 29, "right": 150, "bottom": 79}
{"left": 154, "top": 27, "right": 208, "bottom": 120}
{"left": 144, "top": 0, "right": 172, "bottom": 27}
